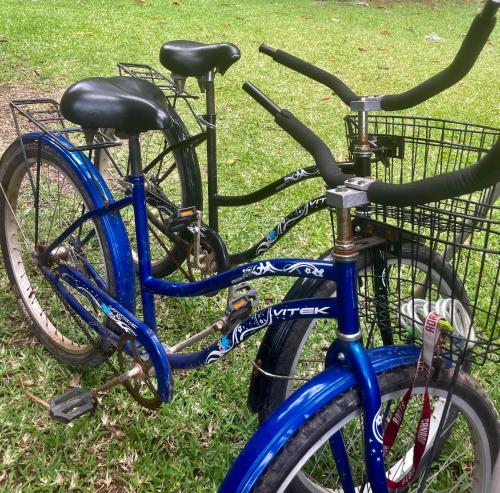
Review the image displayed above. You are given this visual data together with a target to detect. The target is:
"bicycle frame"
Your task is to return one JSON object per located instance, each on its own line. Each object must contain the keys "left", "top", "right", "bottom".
{"left": 31, "top": 131, "right": 400, "bottom": 491}
{"left": 117, "top": 63, "right": 361, "bottom": 265}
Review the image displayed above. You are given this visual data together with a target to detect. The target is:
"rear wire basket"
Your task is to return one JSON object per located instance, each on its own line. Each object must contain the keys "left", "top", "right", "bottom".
{"left": 345, "top": 115, "right": 499, "bottom": 366}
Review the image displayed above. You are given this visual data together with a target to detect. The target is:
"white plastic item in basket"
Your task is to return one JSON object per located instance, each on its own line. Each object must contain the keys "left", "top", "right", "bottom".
{"left": 399, "top": 298, "right": 476, "bottom": 352}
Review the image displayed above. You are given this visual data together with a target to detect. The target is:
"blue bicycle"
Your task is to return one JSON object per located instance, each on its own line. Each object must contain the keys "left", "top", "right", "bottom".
{"left": 1, "top": 1, "right": 499, "bottom": 491}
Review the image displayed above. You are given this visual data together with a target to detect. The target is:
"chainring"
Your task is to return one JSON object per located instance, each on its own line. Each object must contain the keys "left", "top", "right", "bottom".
{"left": 117, "top": 334, "right": 161, "bottom": 409}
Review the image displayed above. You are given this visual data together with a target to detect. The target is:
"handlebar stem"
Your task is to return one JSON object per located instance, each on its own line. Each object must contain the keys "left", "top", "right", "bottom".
{"left": 350, "top": 98, "right": 382, "bottom": 113}
{"left": 326, "top": 177, "right": 375, "bottom": 209}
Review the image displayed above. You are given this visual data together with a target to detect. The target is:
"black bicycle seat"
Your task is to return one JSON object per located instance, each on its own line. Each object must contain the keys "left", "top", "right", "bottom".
{"left": 60, "top": 76, "right": 171, "bottom": 134}
{"left": 159, "top": 41, "right": 241, "bottom": 77}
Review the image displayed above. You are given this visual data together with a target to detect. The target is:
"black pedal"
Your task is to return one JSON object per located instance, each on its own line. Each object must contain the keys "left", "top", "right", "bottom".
{"left": 225, "top": 284, "right": 259, "bottom": 324}
{"left": 49, "top": 387, "right": 95, "bottom": 423}
{"left": 166, "top": 206, "right": 198, "bottom": 232}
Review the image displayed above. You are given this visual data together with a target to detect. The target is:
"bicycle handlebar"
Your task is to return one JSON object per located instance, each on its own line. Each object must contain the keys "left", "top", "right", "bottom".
{"left": 260, "top": 0, "right": 499, "bottom": 111}
{"left": 366, "top": 140, "right": 500, "bottom": 207}
{"left": 243, "top": 81, "right": 500, "bottom": 209}
{"left": 381, "top": 3, "right": 498, "bottom": 111}
{"left": 243, "top": 82, "right": 350, "bottom": 186}
{"left": 258, "top": 45, "right": 360, "bottom": 107}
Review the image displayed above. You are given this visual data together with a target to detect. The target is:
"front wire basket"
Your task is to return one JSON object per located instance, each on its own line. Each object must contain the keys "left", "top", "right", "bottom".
{"left": 346, "top": 115, "right": 499, "bottom": 366}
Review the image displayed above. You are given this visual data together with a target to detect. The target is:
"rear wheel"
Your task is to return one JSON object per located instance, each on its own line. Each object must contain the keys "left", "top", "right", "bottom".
{"left": 0, "top": 141, "right": 120, "bottom": 368}
{"left": 99, "top": 105, "right": 202, "bottom": 278}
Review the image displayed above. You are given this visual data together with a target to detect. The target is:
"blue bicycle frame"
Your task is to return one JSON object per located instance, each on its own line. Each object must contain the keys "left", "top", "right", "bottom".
{"left": 35, "top": 133, "right": 420, "bottom": 492}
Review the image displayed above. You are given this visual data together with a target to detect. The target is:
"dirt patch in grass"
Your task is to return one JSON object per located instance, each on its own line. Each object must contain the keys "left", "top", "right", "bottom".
{"left": 0, "top": 84, "right": 62, "bottom": 151}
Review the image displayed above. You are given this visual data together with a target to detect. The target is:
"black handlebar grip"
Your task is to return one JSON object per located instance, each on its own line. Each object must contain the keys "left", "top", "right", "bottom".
{"left": 259, "top": 46, "right": 359, "bottom": 107}
{"left": 242, "top": 81, "right": 281, "bottom": 117}
{"left": 380, "top": 13, "right": 497, "bottom": 111}
{"left": 274, "top": 109, "right": 349, "bottom": 187}
{"left": 367, "top": 139, "right": 500, "bottom": 207}
{"left": 259, "top": 44, "right": 276, "bottom": 57}
{"left": 242, "top": 81, "right": 347, "bottom": 187}
{"left": 481, "top": 0, "right": 500, "bottom": 20}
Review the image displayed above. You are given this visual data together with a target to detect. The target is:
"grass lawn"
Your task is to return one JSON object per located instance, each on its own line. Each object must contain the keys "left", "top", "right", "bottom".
{"left": 0, "top": 0, "right": 499, "bottom": 491}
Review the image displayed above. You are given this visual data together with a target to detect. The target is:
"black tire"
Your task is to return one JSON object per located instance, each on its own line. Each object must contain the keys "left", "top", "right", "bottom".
{"left": 100, "top": 105, "right": 202, "bottom": 278}
{"left": 255, "top": 243, "right": 469, "bottom": 421}
{"left": 255, "top": 366, "right": 499, "bottom": 492}
{"left": 0, "top": 141, "right": 120, "bottom": 368}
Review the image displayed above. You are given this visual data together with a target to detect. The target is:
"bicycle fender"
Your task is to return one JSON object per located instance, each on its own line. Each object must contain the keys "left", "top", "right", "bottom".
{"left": 20, "top": 133, "right": 136, "bottom": 313}
{"left": 220, "top": 345, "right": 420, "bottom": 493}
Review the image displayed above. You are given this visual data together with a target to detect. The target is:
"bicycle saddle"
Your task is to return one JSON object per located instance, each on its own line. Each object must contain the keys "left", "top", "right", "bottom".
{"left": 159, "top": 41, "right": 241, "bottom": 77}
{"left": 60, "top": 76, "right": 171, "bottom": 134}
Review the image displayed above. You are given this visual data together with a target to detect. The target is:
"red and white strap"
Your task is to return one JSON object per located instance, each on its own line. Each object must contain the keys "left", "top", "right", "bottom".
{"left": 383, "top": 311, "right": 442, "bottom": 489}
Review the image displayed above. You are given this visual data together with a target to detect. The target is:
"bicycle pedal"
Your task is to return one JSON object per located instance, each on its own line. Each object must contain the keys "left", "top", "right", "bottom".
{"left": 225, "top": 284, "right": 260, "bottom": 324}
{"left": 166, "top": 207, "right": 198, "bottom": 232}
{"left": 49, "top": 387, "right": 95, "bottom": 423}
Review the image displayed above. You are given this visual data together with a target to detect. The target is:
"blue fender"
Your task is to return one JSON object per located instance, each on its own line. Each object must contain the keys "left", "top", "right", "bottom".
{"left": 23, "top": 134, "right": 174, "bottom": 399}
{"left": 219, "top": 345, "right": 420, "bottom": 493}
{"left": 20, "top": 133, "right": 136, "bottom": 313}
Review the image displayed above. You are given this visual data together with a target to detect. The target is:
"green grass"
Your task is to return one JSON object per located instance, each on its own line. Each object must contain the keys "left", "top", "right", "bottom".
{"left": 0, "top": 1, "right": 499, "bottom": 491}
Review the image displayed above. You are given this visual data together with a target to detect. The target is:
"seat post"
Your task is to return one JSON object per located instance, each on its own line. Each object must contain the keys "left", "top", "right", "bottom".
{"left": 128, "top": 134, "right": 157, "bottom": 330}
{"left": 129, "top": 135, "right": 142, "bottom": 175}
{"left": 204, "top": 70, "right": 219, "bottom": 232}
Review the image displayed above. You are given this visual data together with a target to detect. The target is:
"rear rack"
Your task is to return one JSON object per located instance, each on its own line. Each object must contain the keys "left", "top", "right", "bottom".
{"left": 117, "top": 62, "right": 198, "bottom": 101}
{"left": 10, "top": 99, "right": 121, "bottom": 152}
{"left": 117, "top": 62, "right": 205, "bottom": 135}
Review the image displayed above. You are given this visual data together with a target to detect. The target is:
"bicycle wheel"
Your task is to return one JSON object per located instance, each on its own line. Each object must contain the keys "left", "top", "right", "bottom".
{"left": 0, "top": 141, "right": 122, "bottom": 368}
{"left": 99, "top": 104, "right": 202, "bottom": 278}
{"left": 254, "top": 365, "right": 499, "bottom": 492}
{"left": 255, "top": 243, "right": 469, "bottom": 421}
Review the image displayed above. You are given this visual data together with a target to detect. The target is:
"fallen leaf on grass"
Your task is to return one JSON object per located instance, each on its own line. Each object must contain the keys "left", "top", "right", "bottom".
{"left": 103, "top": 423, "right": 125, "bottom": 439}
{"left": 321, "top": 95, "right": 332, "bottom": 101}
{"left": 69, "top": 372, "right": 82, "bottom": 387}
{"left": 425, "top": 33, "right": 443, "bottom": 43}
{"left": 380, "top": 28, "right": 391, "bottom": 36}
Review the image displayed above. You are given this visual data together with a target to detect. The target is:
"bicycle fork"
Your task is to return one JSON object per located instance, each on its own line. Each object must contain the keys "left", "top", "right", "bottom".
{"left": 326, "top": 194, "right": 389, "bottom": 493}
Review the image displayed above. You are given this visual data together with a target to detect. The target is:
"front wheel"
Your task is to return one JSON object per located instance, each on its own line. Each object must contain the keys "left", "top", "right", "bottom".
{"left": 254, "top": 365, "right": 499, "bottom": 492}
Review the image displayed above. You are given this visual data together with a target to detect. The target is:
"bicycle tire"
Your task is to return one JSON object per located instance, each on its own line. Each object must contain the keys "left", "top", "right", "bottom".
{"left": 0, "top": 141, "right": 124, "bottom": 368}
{"left": 254, "top": 365, "right": 498, "bottom": 492}
{"left": 254, "top": 243, "right": 469, "bottom": 421}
